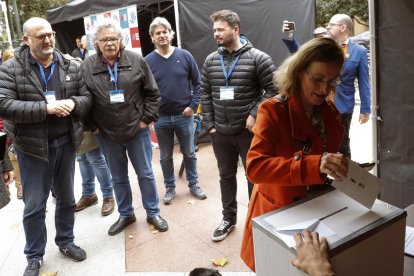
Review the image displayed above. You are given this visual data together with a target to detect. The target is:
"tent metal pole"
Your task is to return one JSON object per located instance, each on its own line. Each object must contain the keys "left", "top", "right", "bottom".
{"left": 368, "top": 0, "right": 378, "bottom": 176}
{"left": 173, "top": 0, "right": 181, "bottom": 48}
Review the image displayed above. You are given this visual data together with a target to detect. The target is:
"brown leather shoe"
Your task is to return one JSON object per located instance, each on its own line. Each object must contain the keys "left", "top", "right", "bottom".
{"left": 101, "top": 197, "right": 115, "bottom": 216}
{"left": 16, "top": 186, "right": 23, "bottom": 200}
{"left": 75, "top": 195, "right": 98, "bottom": 212}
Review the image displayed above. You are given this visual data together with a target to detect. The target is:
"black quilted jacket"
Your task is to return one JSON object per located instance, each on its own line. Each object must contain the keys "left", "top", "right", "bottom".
{"left": 0, "top": 45, "right": 92, "bottom": 160}
{"left": 200, "top": 36, "right": 277, "bottom": 135}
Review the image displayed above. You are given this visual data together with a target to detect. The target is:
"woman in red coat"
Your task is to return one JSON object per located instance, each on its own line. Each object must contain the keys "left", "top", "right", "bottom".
{"left": 241, "top": 37, "right": 349, "bottom": 271}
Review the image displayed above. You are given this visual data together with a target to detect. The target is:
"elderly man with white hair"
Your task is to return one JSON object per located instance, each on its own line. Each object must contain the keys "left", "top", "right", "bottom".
{"left": 81, "top": 19, "right": 168, "bottom": 236}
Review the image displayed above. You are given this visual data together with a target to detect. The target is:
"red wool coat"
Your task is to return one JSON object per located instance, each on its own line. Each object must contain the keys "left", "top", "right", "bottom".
{"left": 240, "top": 95, "right": 344, "bottom": 271}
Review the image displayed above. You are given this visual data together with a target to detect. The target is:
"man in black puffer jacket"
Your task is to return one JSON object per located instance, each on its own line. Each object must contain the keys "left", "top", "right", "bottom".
{"left": 0, "top": 17, "right": 91, "bottom": 276}
{"left": 201, "top": 9, "right": 277, "bottom": 242}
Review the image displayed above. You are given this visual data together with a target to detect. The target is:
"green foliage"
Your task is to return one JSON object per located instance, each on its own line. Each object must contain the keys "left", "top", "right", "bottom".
{"left": 16, "top": 0, "right": 71, "bottom": 23}
{"left": 316, "top": 0, "right": 369, "bottom": 27}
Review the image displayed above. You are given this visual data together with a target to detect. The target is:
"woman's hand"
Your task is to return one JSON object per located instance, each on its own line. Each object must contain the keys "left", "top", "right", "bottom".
{"left": 320, "top": 153, "right": 348, "bottom": 180}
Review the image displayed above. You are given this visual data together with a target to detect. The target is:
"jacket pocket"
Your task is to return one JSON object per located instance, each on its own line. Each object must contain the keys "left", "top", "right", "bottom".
{"left": 252, "top": 191, "right": 280, "bottom": 219}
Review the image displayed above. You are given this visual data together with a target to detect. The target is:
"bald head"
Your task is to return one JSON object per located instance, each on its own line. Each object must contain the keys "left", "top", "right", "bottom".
{"left": 327, "top": 14, "right": 353, "bottom": 44}
{"left": 23, "top": 17, "right": 52, "bottom": 36}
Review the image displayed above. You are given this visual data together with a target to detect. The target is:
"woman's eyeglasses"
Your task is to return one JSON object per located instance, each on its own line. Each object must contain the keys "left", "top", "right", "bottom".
{"left": 305, "top": 69, "right": 342, "bottom": 87}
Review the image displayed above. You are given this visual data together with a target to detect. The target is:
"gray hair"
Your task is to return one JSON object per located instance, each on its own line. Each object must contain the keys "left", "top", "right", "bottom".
{"left": 149, "top": 17, "right": 175, "bottom": 39}
{"left": 92, "top": 19, "right": 125, "bottom": 53}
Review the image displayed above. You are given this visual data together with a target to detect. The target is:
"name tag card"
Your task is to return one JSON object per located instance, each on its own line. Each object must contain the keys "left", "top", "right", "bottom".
{"left": 220, "top": 86, "right": 235, "bottom": 100}
{"left": 44, "top": 91, "right": 56, "bottom": 103}
{"left": 110, "top": 89, "right": 125, "bottom": 104}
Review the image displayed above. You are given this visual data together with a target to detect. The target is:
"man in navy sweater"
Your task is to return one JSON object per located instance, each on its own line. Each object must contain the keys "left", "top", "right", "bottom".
{"left": 145, "top": 17, "right": 207, "bottom": 205}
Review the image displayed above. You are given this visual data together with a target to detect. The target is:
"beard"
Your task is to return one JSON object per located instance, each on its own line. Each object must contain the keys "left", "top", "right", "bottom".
{"left": 217, "top": 36, "right": 235, "bottom": 48}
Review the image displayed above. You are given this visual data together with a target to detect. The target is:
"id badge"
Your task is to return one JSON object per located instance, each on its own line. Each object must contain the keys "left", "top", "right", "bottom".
{"left": 109, "top": 89, "right": 125, "bottom": 104}
{"left": 220, "top": 86, "right": 234, "bottom": 100}
{"left": 44, "top": 91, "right": 56, "bottom": 103}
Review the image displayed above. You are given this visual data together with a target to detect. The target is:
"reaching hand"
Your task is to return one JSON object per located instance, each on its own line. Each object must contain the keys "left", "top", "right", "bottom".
{"left": 291, "top": 230, "right": 335, "bottom": 276}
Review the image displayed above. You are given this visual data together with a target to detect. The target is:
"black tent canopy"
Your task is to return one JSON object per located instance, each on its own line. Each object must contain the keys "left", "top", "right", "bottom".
{"left": 47, "top": 0, "right": 173, "bottom": 25}
{"left": 47, "top": 0, "right": 174, "bottom": 55}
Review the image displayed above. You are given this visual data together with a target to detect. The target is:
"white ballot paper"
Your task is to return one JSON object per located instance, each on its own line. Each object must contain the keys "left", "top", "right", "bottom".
{"left": 332, "top": 160, "right": 383, "bottom": 209}
{"left": 275, "top": 219, "right": 336, "bottom": 248}
{"left": 405, "top": 226, "right": 414, "bottom": 257}
{"left": 274, "top": 207, "right": 347, "bottom": 248}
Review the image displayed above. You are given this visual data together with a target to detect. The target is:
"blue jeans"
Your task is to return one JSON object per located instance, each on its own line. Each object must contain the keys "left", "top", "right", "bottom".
{"left": 17, "top": 141, "right": 76, "bottom": 261}
{"left": 77, "top": 147, "right": 113, "bottom": 199}
{"left": 96, "top": 127, "right": 160, "bottom": 218}
{"left": 155, "top": 114, "right": 198, "bottom": 188}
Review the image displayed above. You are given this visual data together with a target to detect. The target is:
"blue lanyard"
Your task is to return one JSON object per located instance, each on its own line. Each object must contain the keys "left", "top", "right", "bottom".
{"left": 80, "top": 49, "right": 85, "bottom": 60}
{"left": 107, "top": 61, "right": 118, "bottom": 90}
{"left": 220, "top": 54, "right": 240, "bottom": 86}
{"left": 37, "top": 62, "right": 56, "bottom": 92}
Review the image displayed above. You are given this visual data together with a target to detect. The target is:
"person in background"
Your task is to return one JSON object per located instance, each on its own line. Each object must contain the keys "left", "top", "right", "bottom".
{"left": 313, "top": 26, "right": 328, "bottom": 38}
{"left": 189, "top": 268, "right": 222, "bottom": 276}
{"left": 326, "top": 14, "right": 371, "bottom": 158}
{"left": 291, "top": 230, "right": 335, "bottom": 276}
{"left": 72, "top": 36, "right": 88, "bottom": 61}
{"left": 0, "top": 134, "right": 14, "bottom": 209}
{"left": 145, "top": 17, "right": 207, "bottom": 205}
{"left": 240, "top": 37, "right": 348, "bottom": 271}
{"left": 201, "top": 9, "right": 277, "bottom": 242}
{"left": 281, "top": 20, "right": 328, "bottom": 53}
{"left": 0, "top": 17, "right": 91, "bottom": 276}
{"left": 75, "top": 127, "right": 115, "bottom": 216}
{"left": 1, "top": 48, "right": 22, "bottom": 200}
{"left": 82, "top": 19, "right": 168, "bottom": 236}
{"left": 2, "top": 48, "right": 15, "bottom": 62}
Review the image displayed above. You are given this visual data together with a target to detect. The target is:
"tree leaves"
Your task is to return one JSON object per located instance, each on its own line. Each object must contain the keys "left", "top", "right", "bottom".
{"left": 316, "top": 0, "right": 369, "bottom": 28}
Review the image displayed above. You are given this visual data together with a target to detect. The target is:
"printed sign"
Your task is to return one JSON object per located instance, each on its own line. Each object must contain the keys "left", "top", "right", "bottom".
{"left": 83, "top": 5, "right": 141, "bottom": 55}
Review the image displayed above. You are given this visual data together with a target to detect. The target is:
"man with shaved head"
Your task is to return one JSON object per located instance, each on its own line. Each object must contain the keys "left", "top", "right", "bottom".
{"left": 0, "top": 17, "right": 91, "bottom": 276}
{"left": 326, "top": 14, "right": 371, "bottom": 158}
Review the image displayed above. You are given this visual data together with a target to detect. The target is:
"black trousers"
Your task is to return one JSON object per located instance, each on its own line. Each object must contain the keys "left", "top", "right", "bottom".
{"left": 210, "top": 129, "right": 253, "bottom": 223}
{"left": 339, "top": 113, "right": 352, "bottom": 158}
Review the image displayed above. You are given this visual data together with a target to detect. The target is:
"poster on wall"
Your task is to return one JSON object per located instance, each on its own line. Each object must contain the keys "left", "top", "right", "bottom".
{"left": 83, "top": 5, "right": 141, "bottom": 56}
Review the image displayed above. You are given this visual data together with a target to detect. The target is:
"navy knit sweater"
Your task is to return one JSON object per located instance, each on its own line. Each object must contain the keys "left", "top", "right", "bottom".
{"left": 145, "top": 47, "right": 200, "bottom": 115}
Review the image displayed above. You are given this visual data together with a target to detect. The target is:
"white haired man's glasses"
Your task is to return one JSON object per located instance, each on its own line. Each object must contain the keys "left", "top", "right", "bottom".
{"left": 99, "top": 37, "right": 120, "bottom": 44}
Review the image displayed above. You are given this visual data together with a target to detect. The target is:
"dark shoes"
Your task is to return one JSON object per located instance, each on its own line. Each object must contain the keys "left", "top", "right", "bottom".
{"left": 108, "top": 215, "right": 136, "bottom": 236}
{"left": 59, "top": 244, "right": 86, "bottom": 262}
{"left": 101, "top": 196, "right": 115, "bottom": 216}
{"left": 23, "top": 259, "right": 41, "bottom": 276}
{"left": 163, "top": 187, "right": 176, "bottom": 205}
{"left": 164, "top": 186, "right": 207, "bottom": 205}
{"left": 189, "top": 185, "right": 207, "bottom": 200}
{"left": 146, "top": 215, "right": 169, "bottom": 232}
{"left": 212, "top": 220, "right": 236, "bottom": 242}
{"left": 75, "top": 194, "right": 98, "bottom": 212}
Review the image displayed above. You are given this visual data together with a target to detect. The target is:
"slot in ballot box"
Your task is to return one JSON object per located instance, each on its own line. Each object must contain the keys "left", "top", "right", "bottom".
{"left": 252, "top": 189, "right": 406, "bottom": 276}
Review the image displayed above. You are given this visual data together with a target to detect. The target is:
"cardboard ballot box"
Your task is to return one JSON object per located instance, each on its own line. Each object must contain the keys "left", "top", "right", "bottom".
{"left": 252, "top": 189, "right": 406, "bottom": 276}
